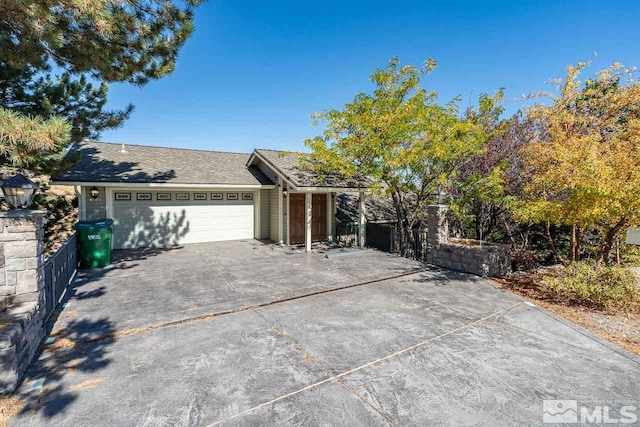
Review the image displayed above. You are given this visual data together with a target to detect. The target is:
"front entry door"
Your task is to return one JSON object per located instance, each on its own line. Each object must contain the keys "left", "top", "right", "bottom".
{"left": 289, "top": 193, "right": 328, "bottom": 245}
{"left": 312, "top": 194, "right": 327, "bottom": 241}
{"left": 289, "top": 193, "right": 305, "bottom": 244}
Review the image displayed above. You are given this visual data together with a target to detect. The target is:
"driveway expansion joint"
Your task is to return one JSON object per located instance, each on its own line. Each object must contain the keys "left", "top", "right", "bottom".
{"left": 255, "top": 310, "right": 394, "bottom": 426}
{"left": 207, "top": 301, "right": 524, "bottom": 426}
{"left": 49, "top": 268, "right": 431, "bottom": 349}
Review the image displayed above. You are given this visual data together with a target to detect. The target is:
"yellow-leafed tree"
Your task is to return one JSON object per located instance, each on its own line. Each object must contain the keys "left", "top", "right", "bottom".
{"left": 516, "top": 60, "right": 640, "bottom": 266}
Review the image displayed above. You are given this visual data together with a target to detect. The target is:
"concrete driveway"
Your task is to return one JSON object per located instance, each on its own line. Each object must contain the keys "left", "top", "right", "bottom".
{"left": 11, "top": 241, "right": 640, "bottom": 426}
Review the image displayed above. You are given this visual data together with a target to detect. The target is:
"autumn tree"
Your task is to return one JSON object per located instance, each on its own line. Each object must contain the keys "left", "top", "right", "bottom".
{"left": 448, "top": 113, "right": 538, "bottom": 241}
{"left": 0, "top": 0, "right": 204, "bottom": 173}
{"left": 305, "top": 57, "right": 491, "bottom": 251}
{"left": 515, "top": 60, "right": 640, "bottom": 266}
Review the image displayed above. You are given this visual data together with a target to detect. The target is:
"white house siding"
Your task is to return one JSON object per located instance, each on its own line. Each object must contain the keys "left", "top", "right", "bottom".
{"left": 83, "top": 186, "right": 106, "bottom": 220}
{"left": 260, "top": 189, "right": 270, "bottom": 239}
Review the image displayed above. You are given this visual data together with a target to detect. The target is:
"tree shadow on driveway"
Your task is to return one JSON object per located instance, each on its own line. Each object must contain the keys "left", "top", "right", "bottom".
{"left": 17, "top": 247, "right": 188, "bottom": 420}
{"left": 18, "top": 317, "right": 116, "bottom": 419}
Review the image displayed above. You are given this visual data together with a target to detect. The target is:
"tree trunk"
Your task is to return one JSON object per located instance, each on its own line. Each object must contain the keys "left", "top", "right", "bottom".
{"left": 391, "top": 192, "right": 404, "bottom": 254}
{"left": 403, "top": 203, "right": 417, "bottom": 258}
{"left": 569, "top": 224, "right": 577, "bottom": 263}
{"left": 596, "top": 219, "right": 628, "bottom": 268}
{"left": 574, "top": 226, "right": 582, "bottom": 262}
{"left": 473, "top": 201, "right": 483, "bottom": 241}
{"left": 545, "top": 221, "right": 566, "bottom": 265}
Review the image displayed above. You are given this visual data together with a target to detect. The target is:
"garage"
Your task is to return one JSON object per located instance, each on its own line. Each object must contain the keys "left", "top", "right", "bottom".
{"left": 51, "top": 141, "right": 365, "bottom": 252}
{"left": 111, "top": 190, "right": 256, "bottom": 249}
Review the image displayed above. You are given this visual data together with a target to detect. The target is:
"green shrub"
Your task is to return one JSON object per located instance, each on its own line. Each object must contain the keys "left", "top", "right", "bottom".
{"left": 540, "top": 261, "right": 640, "bottom": 313}
{"left": 620, "top": 243, "right": 640, "bottom": 267}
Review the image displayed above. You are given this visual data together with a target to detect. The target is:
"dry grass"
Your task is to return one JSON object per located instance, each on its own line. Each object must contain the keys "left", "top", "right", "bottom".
{"left": 48, "top": 185, "right": 75, "bottom": 197}
{"left": 492, "top": 274, "right": 640, "bottom": 356}
{"left": 0, "top": 396, "right": 23, "bottom": 427}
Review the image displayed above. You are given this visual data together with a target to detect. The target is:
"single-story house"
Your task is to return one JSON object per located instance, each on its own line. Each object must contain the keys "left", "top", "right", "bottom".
{"left": 52, "top": 141, "right": 369, "bottom": 251}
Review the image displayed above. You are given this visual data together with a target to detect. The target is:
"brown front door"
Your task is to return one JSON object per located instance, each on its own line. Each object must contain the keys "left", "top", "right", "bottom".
{"left": 312, "top": 194, "right": 327, "bottom": 241}
{"left": 289, "top": 193, "right": 305, "bottom": 244}
{"left": 289, "top": 193, "right": 328, "bottom": 244}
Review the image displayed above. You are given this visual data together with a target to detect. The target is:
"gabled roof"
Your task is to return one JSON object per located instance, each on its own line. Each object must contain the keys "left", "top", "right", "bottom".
{"left": 251, "top": 149, "right": 368, "bottom": 189}
{"left": 52, "top": 141, "right": 274, "bottom": 186}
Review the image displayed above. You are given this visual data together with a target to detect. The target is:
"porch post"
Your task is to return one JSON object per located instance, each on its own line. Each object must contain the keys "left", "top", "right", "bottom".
{"left": 326, "top": 193, "right": 333, "bottom": 243}
{"left": 358, "top": 191, "right": 366, "bottom": 247}
{"left": 305, "top": 191, "right": 312, "bottom": 252}
{"left": 285, "top": 184, "right": 290, "bottom": 245}
{"left": 277, "top": 178, "right": 283, "bottom": 244}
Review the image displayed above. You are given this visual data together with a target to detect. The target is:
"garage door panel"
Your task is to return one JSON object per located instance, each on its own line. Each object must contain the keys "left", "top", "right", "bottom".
{"left": 112, "top": 191, "right": 254, "bottom": 249}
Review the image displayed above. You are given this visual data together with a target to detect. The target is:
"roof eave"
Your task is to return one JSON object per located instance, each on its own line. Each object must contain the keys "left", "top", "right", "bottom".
{"left": 246, "top": 152, "right": 258, "bottom": 167}
{"left": 50, "top": 180, "right": 275, "bottom": 189}
{"left": 250, "top": 150, "right": 300, "bottom": 189}
{"left": 292, "top": 186, "right": 369, "bottom": 192}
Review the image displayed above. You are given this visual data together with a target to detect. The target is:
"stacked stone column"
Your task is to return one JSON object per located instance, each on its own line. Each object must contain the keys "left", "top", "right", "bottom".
{"left": 0, "top": 210, "right": 46, "bottom": 394}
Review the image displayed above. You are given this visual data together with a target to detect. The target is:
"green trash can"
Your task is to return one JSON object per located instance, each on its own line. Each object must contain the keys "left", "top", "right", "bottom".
{"left": 75, "top": 219, "right": 113, "bottom": 268}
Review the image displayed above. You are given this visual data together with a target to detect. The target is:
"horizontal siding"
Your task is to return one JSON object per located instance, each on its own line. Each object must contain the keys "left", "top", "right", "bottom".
{"left": 83, "top": 186, "right": 106, "bottom": 220}
{"left": 260, "top": 189, "right": 270, "bottom": 239}
{"left": 269, "top": 188, "right": 279, "bottom": 241}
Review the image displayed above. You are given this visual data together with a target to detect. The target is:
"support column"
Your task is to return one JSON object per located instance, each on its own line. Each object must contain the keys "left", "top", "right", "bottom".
{"left": 277, "top": 178, "right": 284, "bottom": 244}
{"left": 285, "top": 185, "right": 290, "bottom": 245}
{"left": 358, "top": 191, "right": 367, "bottom": 247}
{"left": 305, "top": 191, "right": 312, "bottom": 252}
{"left": 326, "top": 193, "right": 333, "bottom": 243}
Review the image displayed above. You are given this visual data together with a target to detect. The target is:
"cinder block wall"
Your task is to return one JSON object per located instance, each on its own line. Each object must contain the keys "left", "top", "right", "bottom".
{"left": 0, "top": 211, "right": 47, "bottom": 394}
{"left": 425, "top": 205, "right": 511, "bottom": 277}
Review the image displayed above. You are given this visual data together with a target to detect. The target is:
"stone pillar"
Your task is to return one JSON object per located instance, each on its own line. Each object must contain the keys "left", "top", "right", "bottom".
{"left": 426, "top": 204, "right": 449, "bottom": 247}
{"left": 0, "top": 210, "right": 46, "bottom": 306}
{"left": 0, "top": 210, "right": 47, "bottom": 394}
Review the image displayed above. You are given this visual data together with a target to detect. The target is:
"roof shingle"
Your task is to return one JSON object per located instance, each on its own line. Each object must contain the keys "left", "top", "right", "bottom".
{"left": 253, "top": 149, "right": 368, "bottom": 189}
{"left": 53, "top": 141, "right": 273, "bottom": 186}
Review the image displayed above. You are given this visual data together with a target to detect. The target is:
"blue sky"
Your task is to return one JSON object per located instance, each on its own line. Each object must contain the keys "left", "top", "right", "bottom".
{"left": 101, "top": 0, "right": 640, "bottom": 153}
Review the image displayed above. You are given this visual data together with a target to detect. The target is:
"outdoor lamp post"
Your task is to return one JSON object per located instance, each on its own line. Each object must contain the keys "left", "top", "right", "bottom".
{"left": 1, "top": 173, "right": 39, "bottom": 209}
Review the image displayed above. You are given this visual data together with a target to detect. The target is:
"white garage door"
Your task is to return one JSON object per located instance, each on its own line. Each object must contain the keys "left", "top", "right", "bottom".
{"left": 112, "top": 190, "right": 255, "bottom": 249}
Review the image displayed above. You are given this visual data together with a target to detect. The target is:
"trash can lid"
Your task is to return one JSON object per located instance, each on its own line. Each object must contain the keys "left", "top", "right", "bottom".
{"left": 75, "top": 219, "right": 113, "bottom": 229}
